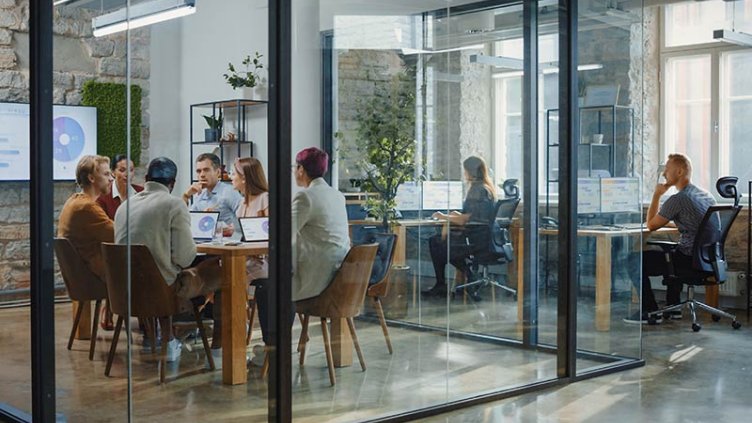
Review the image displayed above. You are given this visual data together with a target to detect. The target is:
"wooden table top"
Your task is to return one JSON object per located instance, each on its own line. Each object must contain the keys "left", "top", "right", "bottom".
{"left": 197, "top": 241, "right": 268, "bottom": 256}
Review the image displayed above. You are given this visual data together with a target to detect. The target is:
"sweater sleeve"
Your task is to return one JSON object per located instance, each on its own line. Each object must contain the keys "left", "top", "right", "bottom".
{"left": 171, "top": 201, "right": 197, "bottom": 269}
{"left": 83, "top": 201, "right": 114, "bottom": 243}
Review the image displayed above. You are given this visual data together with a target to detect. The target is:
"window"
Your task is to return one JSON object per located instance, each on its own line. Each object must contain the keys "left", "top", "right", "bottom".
{"left": 662, "top": 1, "right": 752, "bottom": 196}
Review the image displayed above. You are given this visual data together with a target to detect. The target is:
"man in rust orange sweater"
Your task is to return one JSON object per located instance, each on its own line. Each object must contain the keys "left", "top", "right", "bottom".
{"left": 57, "top": 155, "right": 115, "bottom": 282}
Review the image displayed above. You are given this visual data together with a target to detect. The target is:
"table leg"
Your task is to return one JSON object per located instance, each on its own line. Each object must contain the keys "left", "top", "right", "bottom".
{"left": 595, "top": 236, "right": 612, "bottom": 331}
{"left": 393, "top": 225, "right": 407, "bottom": 266}
{"left": 221, "top": 254, "right": 248, "bottom": 385}
{"left": 705, "top": 285, "right": 719, "bottom": 308}
{"left": 72, "top": 301, "right": 91, "bottom": 340}
{"left": 515, "top": 229, "right": 524, "bottom": 323}
{"left": 330, "top": 318, "right": 353, "bottom": 367}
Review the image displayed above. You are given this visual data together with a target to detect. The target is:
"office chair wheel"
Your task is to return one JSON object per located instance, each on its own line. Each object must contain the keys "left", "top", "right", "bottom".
{"left": 711, "top": 315, "right": 721, "bottom": 322}
{"left": 691, "top": 323, "right": 702, "bottom": 332}
{"left": 732, "top": 320, "right": 741, "bottom": 330}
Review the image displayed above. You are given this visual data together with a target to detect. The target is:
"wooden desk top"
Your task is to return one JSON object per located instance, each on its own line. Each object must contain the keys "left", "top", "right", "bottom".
{"left": 197, "top": 242, "right": 268, "bottom": 256}
{"left": 539, "top": 226, "right": 678, "bottom": 237}
{"left": 348, "top": 218, "right": 447, "bottom": 227}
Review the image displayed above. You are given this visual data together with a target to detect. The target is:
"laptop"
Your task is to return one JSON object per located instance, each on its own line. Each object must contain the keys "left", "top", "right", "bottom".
{"left": 190, "top": 211, "right": 220, "bottom": 243}
{"left": 239, "top": 217, "right": 270, "bottom": 242}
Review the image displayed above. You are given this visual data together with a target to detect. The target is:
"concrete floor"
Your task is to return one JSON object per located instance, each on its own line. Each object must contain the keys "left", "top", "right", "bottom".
{"left": 1, "top": 283, "right": 744, "bottom": 422}
{"left": 420, "top": 308, "right": 752, "bottom": 423}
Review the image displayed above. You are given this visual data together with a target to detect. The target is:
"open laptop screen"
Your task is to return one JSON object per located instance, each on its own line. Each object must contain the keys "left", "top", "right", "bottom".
{"left": 239, "top": 217, "right": 270, "bottom": 242}
{"left": 190, "top": 211, "right": 220, "bottom": 242}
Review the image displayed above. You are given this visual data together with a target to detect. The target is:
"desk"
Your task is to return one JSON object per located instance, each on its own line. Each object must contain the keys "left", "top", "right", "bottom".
{"left": 197, "top": 242, "right": 266, "bottom": 385}
{"left": 517, "top": 225, "right": 678, "bottom": 331}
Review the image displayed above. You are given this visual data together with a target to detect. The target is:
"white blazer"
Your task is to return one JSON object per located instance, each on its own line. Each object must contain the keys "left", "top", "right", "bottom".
{"left": 292, "top": 178, "right": 350, "bottom": 301}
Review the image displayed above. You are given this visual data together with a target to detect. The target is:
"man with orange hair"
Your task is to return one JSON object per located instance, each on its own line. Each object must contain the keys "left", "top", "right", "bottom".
{"left": 625, "top": 153, "right": 716, "bottom": 324}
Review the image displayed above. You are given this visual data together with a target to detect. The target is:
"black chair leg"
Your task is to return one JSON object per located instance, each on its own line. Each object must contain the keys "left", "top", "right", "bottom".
{"left": 89, "top": 300, "right": 102, "bottom": 360}
{"left": 105, "top": 316, "right": 124, "bottom": 377}
{"left": 68, "top": 301, "right": 84, "bottom": 351}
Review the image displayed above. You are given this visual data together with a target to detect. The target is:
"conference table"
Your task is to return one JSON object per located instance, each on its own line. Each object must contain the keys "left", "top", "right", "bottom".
{"left": 196, "top": 241, "right": 356, "bottom": 385}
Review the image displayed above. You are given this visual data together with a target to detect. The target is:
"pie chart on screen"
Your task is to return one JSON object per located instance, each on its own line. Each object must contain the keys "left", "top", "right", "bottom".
{"left": 53, "top": 116, "right": 86, "bottom": 162}
{"left": 198, "top": 215, "right": 216, "bottom": 232}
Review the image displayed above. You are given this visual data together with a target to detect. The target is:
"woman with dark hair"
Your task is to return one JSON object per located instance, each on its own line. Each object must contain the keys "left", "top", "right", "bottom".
{"left": 96, "top": 154, "right": 144, "bottom": 220}
{"left": 422, "top": 155, "right": 497, "bottom": 301}
{"left": 95, "top": 154, "right": 143, "bottom": 329}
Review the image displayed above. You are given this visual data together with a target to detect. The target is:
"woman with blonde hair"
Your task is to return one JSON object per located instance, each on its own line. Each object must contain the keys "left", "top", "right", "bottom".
{"left": 231, "top": 157, "right": 270, "bottom": 281}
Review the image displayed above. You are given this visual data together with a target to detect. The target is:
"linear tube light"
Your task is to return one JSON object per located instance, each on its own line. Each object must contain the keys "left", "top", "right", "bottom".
{"left": 491, "top": 64, "right": 603, "bottom": 79}
{"left": 93, "top": 0, "right": 196, "bottom": 38}
{"left": 713, "top": 29, "right": 752, "bottom": 47}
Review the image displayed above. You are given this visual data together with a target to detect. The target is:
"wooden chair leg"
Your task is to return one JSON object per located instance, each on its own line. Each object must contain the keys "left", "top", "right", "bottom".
{"left": 346, "top": 317, "right": 366, "bottom": 372}
{"left": 68, "top": 301, "right": 84, "bottom": 351}
{"left": 372, "top": 297, "right": 393, "bottom": 354}
{"left": 194, "top": 305, "right": 214, "bottom": 370}
{"left": 159, "top": 317, "right": 170, "bottom": 384}
{"left": 89, "top": 300, "right": 102, "bottom": 360}
{"left": 246, "top": 300, "right": 256, "bottom": 346}
{"left": 298, "top": 314, "right": 310, "bottom": 366}
{"left": 320, "top": 317, "right": 336, "bottom": 386}
{"left": 105, "top": 316, "right": 124, "bottom": 377}
{"left": 261, "top": 350, "right": 270, "bottom": 378}
{"left": 147, "top": 318, "right": 158, "bottom": 355}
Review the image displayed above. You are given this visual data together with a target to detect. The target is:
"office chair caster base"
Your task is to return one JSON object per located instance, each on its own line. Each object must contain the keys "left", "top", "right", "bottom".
{"left": 691, "top": 323, "right": 702, "bottom": 332}
{"left": 711, "top": 315, "right": 721, "bottom": 322}
{"left": 647, "top": 316, "right": 660, "bottom": 325}
{"left": 732, "top": 320, "right": 741, "bottom": 330}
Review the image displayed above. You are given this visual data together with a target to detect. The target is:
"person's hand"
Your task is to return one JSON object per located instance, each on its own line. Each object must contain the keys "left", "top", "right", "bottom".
{"left": 653, "top": 183, "right": 669, "bottom": 197}
{"left": 222, "top": 222, "right": 234, "bottom": 237}
{"left": 183, "top": 181, "right": 204, "bottom": 199}
{"left": 432, "top": 211, "right": 445, "bottom": 220}
{"left": 449, "top": 210, "right": 462, "bottom": 216}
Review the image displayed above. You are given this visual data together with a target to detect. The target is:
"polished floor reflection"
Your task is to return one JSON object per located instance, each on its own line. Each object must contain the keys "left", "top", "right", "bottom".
{"left": 421, "top": 310, "right": 752, "bottom": 422}
{"left": 0, "top": 298, "right": 573, "bottom": 422}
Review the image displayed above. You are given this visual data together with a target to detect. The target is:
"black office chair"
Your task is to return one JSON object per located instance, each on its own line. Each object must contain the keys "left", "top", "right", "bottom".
{"left": 454, "top": 195, "right": 520, "bottom": 299}
{"left": 646, "top": 177, "right": 742, "bottom": 332}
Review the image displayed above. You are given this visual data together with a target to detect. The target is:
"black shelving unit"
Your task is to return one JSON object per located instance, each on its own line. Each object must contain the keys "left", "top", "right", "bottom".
{"left": 544, "top": 105, "right": 634, "bottom": 217}
{"left": 189, "top": 98, "right": 268, "bottom": 183}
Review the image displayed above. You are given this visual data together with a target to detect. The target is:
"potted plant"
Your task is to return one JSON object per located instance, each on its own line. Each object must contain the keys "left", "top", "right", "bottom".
{"left": 223, "top": 52, "right": 264, "bottom": 90}
{"left": 339, "top": 68, "right": 421, "bottom": 229}
{"left": 203, "top": 109, "right": 222, "bottom": 142}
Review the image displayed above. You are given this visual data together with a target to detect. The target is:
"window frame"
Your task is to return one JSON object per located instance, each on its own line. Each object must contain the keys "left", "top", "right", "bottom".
{"left": 659, "top": 6, "right": 751, "bottom": 198}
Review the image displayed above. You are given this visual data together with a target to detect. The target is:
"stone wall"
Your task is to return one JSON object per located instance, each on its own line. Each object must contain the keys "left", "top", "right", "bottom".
{"left": 0, "top": 1, "right": 151, "bottom": 300}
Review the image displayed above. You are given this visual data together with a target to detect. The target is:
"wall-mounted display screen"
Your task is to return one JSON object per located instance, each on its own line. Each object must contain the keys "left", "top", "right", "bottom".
{"left": 0, "top": 102, "right": 98, "bottom": 181}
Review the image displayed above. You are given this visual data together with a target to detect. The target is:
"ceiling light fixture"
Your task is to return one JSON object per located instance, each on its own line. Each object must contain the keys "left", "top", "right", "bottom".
{"left": 92, "top": 0, "right": 196, "bottom": 38}
{"left": 713, "top": 29, "right": 752, "bottom": 47}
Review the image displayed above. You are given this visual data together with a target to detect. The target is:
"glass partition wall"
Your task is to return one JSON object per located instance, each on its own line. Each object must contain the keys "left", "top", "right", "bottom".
{"left": 5, "top": 0, "right": 649, "bottom": 422}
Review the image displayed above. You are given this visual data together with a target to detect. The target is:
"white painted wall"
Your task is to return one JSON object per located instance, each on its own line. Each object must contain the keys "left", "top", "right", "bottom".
{"left": 149, "top": 0, "right": 269, "bottom": 193}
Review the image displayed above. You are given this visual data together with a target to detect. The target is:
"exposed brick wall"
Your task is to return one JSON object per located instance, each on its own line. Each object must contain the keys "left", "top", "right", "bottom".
{"left": 0, "top": 1, "right": 150, "bottom": 300}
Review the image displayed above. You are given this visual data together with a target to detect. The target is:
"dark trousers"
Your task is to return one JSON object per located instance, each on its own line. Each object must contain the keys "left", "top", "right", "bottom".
{"left": 428, "top": 234, "right": 473, "bottom": 288}
{"left": 637, "top": 250, "right": 691, "bottom": 312}
{"left": 253, "top": 278, "right": 295, "bottom": 345}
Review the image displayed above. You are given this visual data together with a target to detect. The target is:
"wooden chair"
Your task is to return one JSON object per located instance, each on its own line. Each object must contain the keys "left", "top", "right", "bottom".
{"left": 363, "top": 233, "right": 398, "bottom": 354}
{"left": 100, "top": 243, "right": 215, "bottom": 383}
{"left": 296, "top": 243, "right": 378, "bottom": 386}
{"left": 53, "top": 238, "right": 109, "bottom": 361}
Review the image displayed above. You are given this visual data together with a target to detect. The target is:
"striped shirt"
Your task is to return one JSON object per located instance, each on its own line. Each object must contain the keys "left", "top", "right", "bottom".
{"left": 658, "top": 184, "right": 716, "bottom": 255}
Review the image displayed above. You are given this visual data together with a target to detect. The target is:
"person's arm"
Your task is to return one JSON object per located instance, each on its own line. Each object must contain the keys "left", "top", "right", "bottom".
{"left": 182, "top": 182, "right": 204, "bottom": 205}
{"left": 84, "top": 202, "right": 114, "bottom": 243}
{"left": 432, "top": 211, "right": 470, "bottom": 226}
{"left": 647, "top": 184, "right": 670, "bottom": 231}
{"left": 290, "top": 191, "right": 311, "bottom": 274}
{"left": 171, "top": 203, "right": 197, "bottom": 268}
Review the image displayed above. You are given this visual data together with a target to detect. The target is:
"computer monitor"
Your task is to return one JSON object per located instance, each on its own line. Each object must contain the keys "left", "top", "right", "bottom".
{"left": 422, "top": 181, "right": 464, "bottom": 211}
{"left": 600, "top": 178, "right": 640, "bottom": 213}
{"left": 395, "top": 181, "right": 421, "bottom": 211}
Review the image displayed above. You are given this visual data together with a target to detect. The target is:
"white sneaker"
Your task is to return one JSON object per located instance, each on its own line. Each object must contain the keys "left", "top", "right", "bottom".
{"left": 206, "top": 348, "right": 222, "bottom": 370}
{"left": 165, "top": 338, "right": 182, "bottom": 362}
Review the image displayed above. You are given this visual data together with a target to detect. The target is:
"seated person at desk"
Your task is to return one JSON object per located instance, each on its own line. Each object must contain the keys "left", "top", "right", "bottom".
{"left": 58, "top": 155, "right": 114, "bottom": 282}
{"left": 625, "top": 153, "right": 716, "bottom": 324}
{"left": 422, "top": 156, "right": 496, "bottom": 302}
{"left": 96, "top": 154, "right": 143, "bottom": 330}
{"left": 252, "top": 147, "right": 349, "bottom": 364}
{"left": 182, "top": 153, "right": 242, "bottom": 235}
{"left": 115, "top": 157, "right": 222, "bottom": 362}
